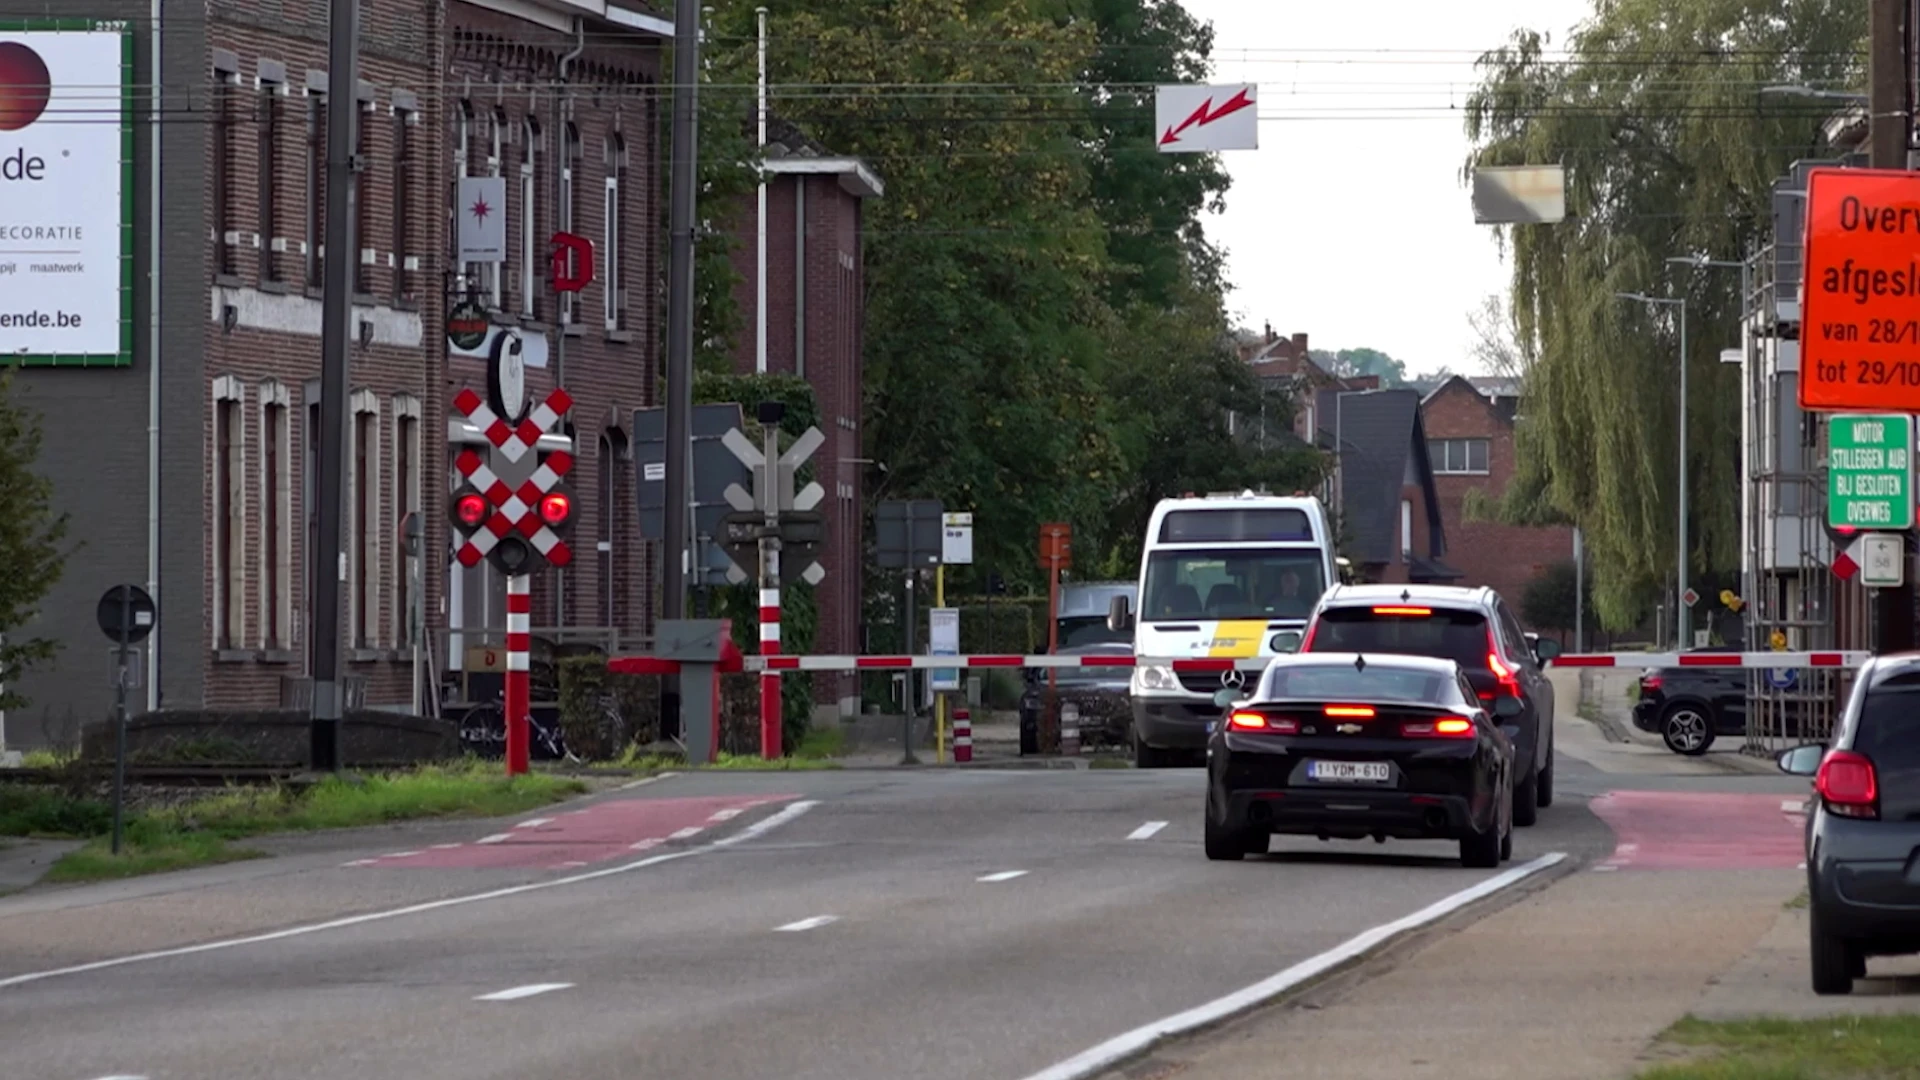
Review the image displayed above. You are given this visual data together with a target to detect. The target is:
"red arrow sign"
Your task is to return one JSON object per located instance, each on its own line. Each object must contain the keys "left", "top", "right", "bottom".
{"left": 1160, "top": 87, "right": 1254, "bottom": 146}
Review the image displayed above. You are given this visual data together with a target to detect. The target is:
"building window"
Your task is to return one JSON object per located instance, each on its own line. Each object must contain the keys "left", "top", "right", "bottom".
{"left": 520, "top": 117, "right": 541, "bottom": 319}
{"left": 350, "top": 394, "right": 381, "bottom": 648}
{"left": 392, "top": 399, "right": 420, "bottom": 646}
{"left": 394, "top": 105, "right": 415, "bottom": 304}
{"left": 261, "top": 383, "right": 292, "bottom": 651}
{"left": 259, "top": 78, "right": 283, "bottom": 285}
{"left": 484, "top": 110, "right": 504, "bottom": 309}
{"left": 603, "top": 135, "right": 625, "bottom": 331}
{"left": 307, "top": 88, "right": 327, "bottom": 288}
{"left": 213, "top": 378, "right": 247, "bottom": 651}
{"left": 559, "top": 123, "right": 578, "bottom": 325}
{"left": 1428, "top": 438, "right": 1490, "bottom": 475}
{"left": 212, "top": 66, "right": 239, "bottom": 278}
{"left": 453, "top": 100, "right": 471, "bottom": 293}
{"left": 1400, "top": 498, "right": 1414, "bottom": 559}
{"left": 597, "top": 433, "right": 615, "bottom": 628}
{"left": 353, "top": 97, "right": 373, "bottom": 295}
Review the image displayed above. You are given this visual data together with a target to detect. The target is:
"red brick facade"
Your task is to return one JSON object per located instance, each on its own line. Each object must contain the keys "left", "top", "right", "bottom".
{"left": 197, "top": 0, "right": 664, "bottom": 710}
{"left": 1420, "top": 376, "right": 1574, "bottom": 626}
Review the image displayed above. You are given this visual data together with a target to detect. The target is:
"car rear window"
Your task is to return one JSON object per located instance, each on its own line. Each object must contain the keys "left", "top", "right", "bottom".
{"left": 1260, "top": 664, "right": 1451, "bottom": 704}
{"left": 1307, "top": 606, "right": 1491, "bottom": 671}
{"left": 1855, "top": 679, "right": 1920, "bottom": 818}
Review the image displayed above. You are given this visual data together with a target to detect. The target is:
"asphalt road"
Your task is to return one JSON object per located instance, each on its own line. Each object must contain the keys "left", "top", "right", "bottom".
{"left": 0, "top": 755, "right": 1629, "bottom": 1080}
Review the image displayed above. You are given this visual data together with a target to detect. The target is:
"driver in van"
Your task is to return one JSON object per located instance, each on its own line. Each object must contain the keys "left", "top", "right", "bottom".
{"left": 1261, "top": 569, "right": 1311, "bottom": 617}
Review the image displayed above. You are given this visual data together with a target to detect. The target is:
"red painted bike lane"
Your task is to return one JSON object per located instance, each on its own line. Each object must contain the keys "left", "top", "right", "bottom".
{"left": 1588, "top": 790, "right": 1808, "bottom": 871}
{"left": 342, "top": 793, "right": 800, "bottom": 871}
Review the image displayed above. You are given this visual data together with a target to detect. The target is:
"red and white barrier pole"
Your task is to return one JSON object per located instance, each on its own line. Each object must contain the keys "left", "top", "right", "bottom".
{"left": 760, "top": 585, "right": 782, "bottom": 759}
{"left": 952, "top": 707, "right": 972, "bottom": 764}
{"left": 504, "top": 574, "right": 531, "bottom": 777}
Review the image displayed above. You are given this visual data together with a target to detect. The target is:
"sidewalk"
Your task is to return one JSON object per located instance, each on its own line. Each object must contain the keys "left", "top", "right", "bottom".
{"left": 1562, "top": 667, "right": 1780, "bottom": 776}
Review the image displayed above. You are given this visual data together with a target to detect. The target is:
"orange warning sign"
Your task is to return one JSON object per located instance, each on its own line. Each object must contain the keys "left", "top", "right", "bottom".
{"left": 1801, "top": 168, "right": 1920, "bottom": 412}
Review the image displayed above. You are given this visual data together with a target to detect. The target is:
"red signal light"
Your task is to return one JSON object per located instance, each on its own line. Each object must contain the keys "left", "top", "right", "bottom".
{"left": 539, "top": 492, "right": 572, "bottom": 527}
{"left": 455, "top": 492, "right": 488, "bottom": 528}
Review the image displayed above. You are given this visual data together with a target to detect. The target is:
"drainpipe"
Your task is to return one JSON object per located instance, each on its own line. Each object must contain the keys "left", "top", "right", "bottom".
{"left": 553, "top": 17, "right": 583, "bottom": 629}
{"left": 146, "top": 0, "right": 164, "bottom": 711}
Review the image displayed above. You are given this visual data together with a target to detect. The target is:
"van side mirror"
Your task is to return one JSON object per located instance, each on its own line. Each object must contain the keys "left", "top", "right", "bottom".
{"left": 1776, "top": 744, "right": 1824, "bottom": 777}
{"left": 1107, "top": 594, "right": 1134, "bottom": 634}
{"left": 1533, "top": 638, "right": 1562, "bottom": 663}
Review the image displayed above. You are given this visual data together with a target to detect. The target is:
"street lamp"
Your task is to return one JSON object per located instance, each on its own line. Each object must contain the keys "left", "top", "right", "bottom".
{"left": 1617, "top": 291, "right": 1691, "bottom": 649}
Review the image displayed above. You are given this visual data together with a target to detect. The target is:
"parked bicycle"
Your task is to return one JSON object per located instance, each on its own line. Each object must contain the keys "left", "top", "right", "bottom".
{"left": 455, "top": 689, "right": 570, "bottom": 761}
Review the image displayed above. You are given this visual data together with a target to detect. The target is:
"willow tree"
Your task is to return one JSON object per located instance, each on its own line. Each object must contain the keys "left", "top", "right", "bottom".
{"left": 1463, "top": 0, "right": 1864, "bottom": 627}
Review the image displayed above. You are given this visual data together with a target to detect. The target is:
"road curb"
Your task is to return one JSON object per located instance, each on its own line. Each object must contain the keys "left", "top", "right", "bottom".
{"left": 1019, "top": 851, "right": 1573, "bottom": 1080}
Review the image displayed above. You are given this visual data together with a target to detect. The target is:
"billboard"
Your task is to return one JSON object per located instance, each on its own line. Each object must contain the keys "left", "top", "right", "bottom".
{"left": 0, "top": 22, "right": 132, "bottom": 366}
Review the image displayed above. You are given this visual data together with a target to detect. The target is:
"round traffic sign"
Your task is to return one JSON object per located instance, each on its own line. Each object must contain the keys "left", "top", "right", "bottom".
{"left": 1767, "top": 667, "right": 1798, "bottom": 691}
{"left": 96, "top": 584, "right": 157, "bottom": 645}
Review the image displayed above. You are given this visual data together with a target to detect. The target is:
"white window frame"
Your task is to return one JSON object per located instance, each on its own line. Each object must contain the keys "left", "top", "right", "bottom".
{"left": 391, "top": 395, "right": 422, "bottom": 647}
{"left": 1430, "top": 438, "right": 1491, "bottom": 476}
{"left": 520, "top": 117, "right": 540, "bottom": 318}
{"left": 349, "top": 389, "right": 383, "bottom": 648}
{"left": 485, "top": 110, "right": 504, "bottom": 309}
{"left": 603, "top": 135, "right": 624, "bottom": 331}
{"left": 454, "top": 100, "right": 471, "bottom": 290}
{"left": 212, "top": 376, "right": 248, "bottom": 651}
{"left": 259, "top": 380, "right": 293, "bottom": 651}
{"left": 559, "top": 122, "right": 576, "bottom": 325}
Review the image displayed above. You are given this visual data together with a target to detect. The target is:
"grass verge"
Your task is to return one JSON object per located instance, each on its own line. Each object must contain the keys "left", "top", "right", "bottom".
{"left": 24, "top": 762, "right": 587, "bottom": 884}
{"left": 617, "top": 748, "right": 842, "bottom": 772}
{"left": 1638, "top": 1015, "right": 1920, "bottom": 1079}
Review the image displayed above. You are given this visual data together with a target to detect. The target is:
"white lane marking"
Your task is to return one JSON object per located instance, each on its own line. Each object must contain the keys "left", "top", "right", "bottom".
{"left": 1015, "top": 852, "right": 1567, "bottom": 1080}
{"left": 475, "top": 833, "right": 513, "bottom": 845}
{"left": 774, "top": 915, "right": 839, "bottom": 932}
{"left": 340, "top": 859, "right": 377, "bottom": 867}
{"left": 384, "top": 851, "right": 422, "bottom": 859}
{"left": 475, "top": 982, "right": 573, "bottom": 1002}
{"left": 1127, "top": 821, "right": 1169, "bottom": 841}
{"left": 432, "top": 843, "right": 463, "bottom": 850}
{"left": 630, "top": 838, "right": 662, "bottom": 851}
{"left": 89, "top": 1075, "right": 149, "bottom": 1079}
{"left": 618, "top": 772, "right": 677, "bottom": 791}
{"left": 709, "top": 807, "right": 744, "bottom": 822}
{"left": 977, "top": 870, "right": 1029, "bottom": 883}
{"left": 669, "top": 826, "right": 705, "bottom": 840}
{"left": 516, "top": 818, "right": 554, "bottom": 829}
{"left": 0, "top": 800, "right": 820, "bottom": 991}
{"left": 1592, "top": 865, "right": 1619, "bottom": 873}
{"left": 1798, "top": 862, "right": 1808, "bottom": 870}
{"left": 558, "top": 861, "right": 588, "bottom": 868}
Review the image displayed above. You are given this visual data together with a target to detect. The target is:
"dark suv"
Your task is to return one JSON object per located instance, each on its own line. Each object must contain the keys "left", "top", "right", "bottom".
{"left": 1777, "top": 653, "right": 1920, "bottom": 995}
{"left": 1299, "top": 584, "right": 1559, "bottom": 825}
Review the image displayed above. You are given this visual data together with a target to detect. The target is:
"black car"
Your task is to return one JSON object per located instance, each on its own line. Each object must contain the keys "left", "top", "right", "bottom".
{"left": 1203, "top": 653, "right": 1516, "bottom": 867}
{"left": 1018, "top": 642, "right": 1133, "bottom": 752}
{"left": 1635, "top": 649, "right": 1819, "bottom": 756}
{"left": 1298, "top": 584, "right": 1558, "bottom": 826}
{"left": 1776, "top": 652, "right": 1920, "bottom": 995}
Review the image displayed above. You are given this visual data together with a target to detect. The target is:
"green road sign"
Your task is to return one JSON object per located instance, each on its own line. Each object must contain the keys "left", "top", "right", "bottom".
{"left": 1829, "top": 413, "right": 1914, "bottom": 530}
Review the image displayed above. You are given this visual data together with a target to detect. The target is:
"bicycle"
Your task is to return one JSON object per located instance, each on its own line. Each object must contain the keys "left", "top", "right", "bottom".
{"left": 456, "top": 690, "right": 571, "bottom": 762}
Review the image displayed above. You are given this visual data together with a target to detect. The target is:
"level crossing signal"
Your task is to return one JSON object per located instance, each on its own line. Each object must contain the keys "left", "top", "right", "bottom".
{"left": 448, "top": 472, "right": 575, "bottom": 575}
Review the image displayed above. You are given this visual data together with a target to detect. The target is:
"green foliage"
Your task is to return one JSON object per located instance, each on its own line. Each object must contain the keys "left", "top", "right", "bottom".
{"left": 0, "top": 371, "right": 72, "bottom": 711}
{"left": 1463, "top": 0, "right": 1865, "bottom": 628}
{"left": 1520, "top": 560, "right": 1589, "bottom": 633}
{"left": 555, "top": 655, "right": 660, "bottom": 759}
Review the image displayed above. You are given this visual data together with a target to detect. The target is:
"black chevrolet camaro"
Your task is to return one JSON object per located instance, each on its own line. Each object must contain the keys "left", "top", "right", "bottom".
{"left": 1203, "top": 653, "right": 1517, "bottom": 868}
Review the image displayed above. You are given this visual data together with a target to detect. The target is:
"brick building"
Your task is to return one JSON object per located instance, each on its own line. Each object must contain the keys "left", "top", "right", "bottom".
{"left": 1236, "top": 327, "right": 1377, "bottom": 445}
{"left": 1, "top": 0, "right": 671, "bottom": 747}
{"left": 726, "top": 119, "right": 882, "bottom": 717}
{"left": 1419, "top": 375, "right": 1575, "bottom": 624}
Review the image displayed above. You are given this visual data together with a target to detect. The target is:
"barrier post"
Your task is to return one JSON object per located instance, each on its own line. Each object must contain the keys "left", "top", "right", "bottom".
{"left": 952, "top": 706, "right": 972, "bottom": 763}
{"left": 504, "top": 575, "right": 531, "bottom": 776}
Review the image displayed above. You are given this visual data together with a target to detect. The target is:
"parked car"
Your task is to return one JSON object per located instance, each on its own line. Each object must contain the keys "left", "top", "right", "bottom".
{"left": 1635, "top": 647, "right": 1822, "bottom": 756}
{"left": 1055, "top": 580, "right": 1136, "bottom": 648}
{"left": 1776, "top": 652, "right": 1920, "bottom": 995}
{"left": 1298, "top": 584, "right": 1558, "bottom": 826}
{"left": 1202, "top": 652, "right": 1516, "bottom": 867}
{"left": 1019, "top": 641, "right": 1133, "bottom": 752}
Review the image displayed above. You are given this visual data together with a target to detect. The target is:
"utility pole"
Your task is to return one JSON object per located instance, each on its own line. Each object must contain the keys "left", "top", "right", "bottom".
{"left": 309, "top": 0, "right": 362, "bottom": 772}
{"left": 662, "top": 0, "right": 702, "bottom": 734}
{"left": 1870, "top": 0, "right": 1915, "bottom": 652}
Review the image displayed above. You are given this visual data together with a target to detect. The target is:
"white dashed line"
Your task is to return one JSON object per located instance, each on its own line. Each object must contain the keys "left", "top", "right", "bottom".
{"left": 341, "top": 859, "right": 377, "bottom": 868}
{"left": 475, "top": 983, "right": 574, "bottom": 1002}
{"left": 774, "top": 916, "right": 839, "bottom": 932}
{"left": 517, "top": 818, "right": 554, "bottom": 829}
{"left": 1592, "top": 865, "right": 1619, "bottom": 872}
{"left": 384, "top": 851, "right": 422, "bottom": 859}
{"left": 432, "top": 843, "right": 463, "bottom": 850}
{"left": 559, "top": 861, "right": 588, "bottom": 868}
{"left": 476, "top": 834, "right": 513, "bottom": 845}
{"left": 1783, "top": 799, "right": 1808, "bottom": 814}
{"left": 1127, "top": 821, "right": 1169, "bottom": 841}
{"left": 630, "top": 838, "right": 663, "bottom": 851}
{"left": 1798, "top": 862, "right": 1808, "bottom": 870}
{"left": 618, "top": 772, "right": 677, "bottom": 790}
{"left": 669, "top": 826, "right": 705, "bottom": 840}
{"left": 977, "top": 871, "right": 1029, "bottom": 883}
{"left": 709, "top": 808, "right": 744, "bottom": 822}
{"left": 89, "top": 1074, "right": 149, "bottom": 1079}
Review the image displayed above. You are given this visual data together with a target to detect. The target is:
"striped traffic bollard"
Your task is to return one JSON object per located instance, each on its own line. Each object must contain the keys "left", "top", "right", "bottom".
{"left": 952, "top": 708, "right": 972, "bottom": 763}
{"left": 1060, "top": 702, "right": 1081, "bottom": 757}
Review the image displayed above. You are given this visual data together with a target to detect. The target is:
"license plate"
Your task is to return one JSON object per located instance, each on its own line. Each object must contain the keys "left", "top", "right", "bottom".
{"left": 1307, "top": 760, "right": 1390, "bottom": 783}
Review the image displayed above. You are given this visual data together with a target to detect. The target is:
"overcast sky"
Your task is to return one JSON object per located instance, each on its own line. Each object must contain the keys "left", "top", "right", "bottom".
{"left": 1178, "top": 0, "right": 1596, "bottom": 375}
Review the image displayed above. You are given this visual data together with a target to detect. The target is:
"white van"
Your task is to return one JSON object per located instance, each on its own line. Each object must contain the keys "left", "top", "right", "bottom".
{"left": 1107, "top": 492, "right": 1338, "bottom": 767}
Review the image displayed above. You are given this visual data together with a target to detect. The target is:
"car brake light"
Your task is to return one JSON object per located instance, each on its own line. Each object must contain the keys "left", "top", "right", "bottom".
{"left": 1323, "top": 705, "right": 1376, "bottom": 718}
{"left": 1401, "top": 716, "right": 1475, "bottom": 738}
{"left": 1228, "top": 711, "right": 1299, "bottom": 734}
{"left": 1815, "top": 750, "right": 1879, "bottom": 819}
{"left": 1486, "top": 637, "right": 1521, "bottom": 698}
{"left": 1371, "top": 606, "right": 1432, "bottom": 616}
{"left": 1640, "top": 673, "right": 1663, "bottom": 691}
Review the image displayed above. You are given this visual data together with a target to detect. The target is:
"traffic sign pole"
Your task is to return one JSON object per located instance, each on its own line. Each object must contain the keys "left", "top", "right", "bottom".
{"left": 505, "top": 575, "right": 532, "bottom": 777}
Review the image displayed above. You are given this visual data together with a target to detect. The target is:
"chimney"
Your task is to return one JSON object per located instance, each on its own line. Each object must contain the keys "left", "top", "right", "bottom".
{"left": 1291, "top": 332, "right": 1308, "bottom": 358}
{"left": 1264, "top": 321, "right": 1275, "bottom": 344}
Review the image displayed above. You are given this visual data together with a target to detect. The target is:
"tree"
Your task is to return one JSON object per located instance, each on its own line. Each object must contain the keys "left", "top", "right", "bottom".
{"left": 1521, "top": 559, "right": 1588, "bottom": 634}
{"left": 0, "top": 371, "right": 71, "bottom": 711}
{"left": 1310, "top": 346, "right": 1409, "bottom": 387}
{"left": 1462, "top": 0, "right": 1865, "bottom": 627}
{"left": 1466, "top": 294, "right": 1525, "bottom": 381}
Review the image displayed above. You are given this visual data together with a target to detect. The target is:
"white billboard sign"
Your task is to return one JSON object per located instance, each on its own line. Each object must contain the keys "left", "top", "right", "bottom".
{"left": 457, "top": 176, "right": 508, "bottom": 263}
{"left": 1471, "top": 165, "right": 1567, "bottom": 225}
{"left": 1155, "top": 84, "right": 1257, "bottom": 153}
{"left": 0, "top": 26, "right": 131, "bottom": 365}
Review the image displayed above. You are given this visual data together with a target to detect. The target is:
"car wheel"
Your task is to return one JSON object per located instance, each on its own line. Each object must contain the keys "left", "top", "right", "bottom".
{"left": 1660, "top": 704, "right": 1715, "bottom": 756}
{"left": 1536, "top": 741, "right": 1555, "bottom": 808}
{"left": 1513, "top": 767, "right": 1540, "bottom": 828}
{"left": 1460, "top": 819, "right": 1502, "bottom": 868}
{"left": 1810, "top": 909, "right": 1857, "bottom": 996}
{"left": 1203, "top": 809, "right": 1245, "bottom": 862}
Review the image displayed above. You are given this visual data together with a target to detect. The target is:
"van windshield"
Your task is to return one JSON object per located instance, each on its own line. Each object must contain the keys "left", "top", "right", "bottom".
{"left": 1141, "top": 549, "right": 1326, "bottom": 622}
